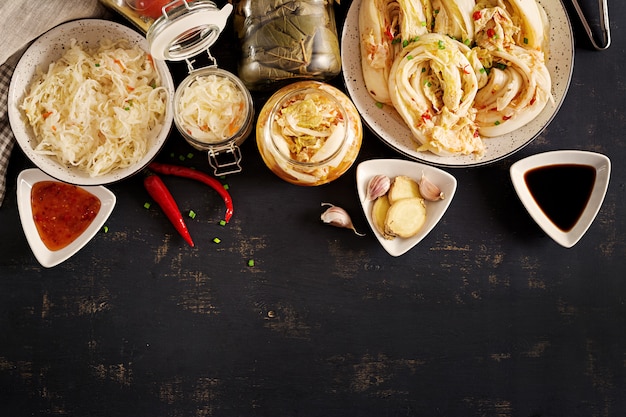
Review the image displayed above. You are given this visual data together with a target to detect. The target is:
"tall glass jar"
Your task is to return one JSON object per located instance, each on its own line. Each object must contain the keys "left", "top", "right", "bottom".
{"left": 256, "top": 81, "right": 362, "bottom": 186}
{"left": 231, "top": 0, "right": 342, "bottom": 91}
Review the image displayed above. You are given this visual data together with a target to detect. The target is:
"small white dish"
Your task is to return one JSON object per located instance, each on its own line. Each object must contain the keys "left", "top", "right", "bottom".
{"left": 17, "top": 168, "right": 116, "bottom": 268}
{"left": 356, "top": 159, "right": 457, "bottom": 256}
{"left": 510, "top": 150, "right": 611, "bottom": 248}
{"left": 8, "top": 19, "right": 175, "bottom": 186}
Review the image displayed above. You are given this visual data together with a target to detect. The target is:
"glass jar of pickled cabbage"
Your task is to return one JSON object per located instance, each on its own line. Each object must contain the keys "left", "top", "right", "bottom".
{"left": 173, "top": 67, "right": 253, "bottom": 170}
{"left": 256, "top": 81, "right": 362, "bottom": 186}
{"left": 232, "top": 0, "right": 342, "bottom": 91}
{"left": 147, "top": 1, "right": 254, "bottom": 175}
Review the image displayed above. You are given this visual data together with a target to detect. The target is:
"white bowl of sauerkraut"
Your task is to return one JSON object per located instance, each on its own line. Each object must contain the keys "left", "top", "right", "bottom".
{"left": 8, "top": 19, "right": 175, "bottom": 185}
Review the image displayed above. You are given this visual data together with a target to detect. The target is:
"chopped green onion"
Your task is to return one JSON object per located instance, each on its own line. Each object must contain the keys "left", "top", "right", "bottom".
{"left": 187, "top": 152, "right": 194, "bottom": 159}
{"left": 438, "top": 40, "right": 445, "bottom": 50}
{"left": 95, "top": 63, "right": 100, "bottom": 67}
{"left": 402, "top": 40, "right": 409, "bottom": 47}
{"left": 178, "top": 155, "right": 185, "bottom": 161}
{"left": 213, "top": 237, "right": 221, "bottom": 244}
{"left": 247, "top": 259, "right": 255, "bottom": 267}
{"left": 102, "top": 226, "right": 109, "bottom": 233}
{"left": 219, "top": 220, "right": 227, "bottom": 226}
{"left": 494, "top": 120, "right": 501, "bottom": 126}
{"left": 407, "top": 55, "right": 414, "bottom": 60}
{"left": 144, "top": 202, "right": 151, "bottom": 209}
{"left": 188, "top": 210, "right": 196, "bottom": 219}
{"left": 223, "top": 184, "right": 229, "bottom": 190}
{"left": 523, "top": 37, "right": 529, "bottom": 44}
{"left": 375, "top": 102, "right": 383, "bottom": 109}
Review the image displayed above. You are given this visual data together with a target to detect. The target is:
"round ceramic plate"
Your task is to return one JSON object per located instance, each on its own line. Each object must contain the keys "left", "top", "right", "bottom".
{"left": 341, "top": 0, "right": 574, "bottom": 168}
{"left": 8, "top": 19, "right": 175, "bottom": 185}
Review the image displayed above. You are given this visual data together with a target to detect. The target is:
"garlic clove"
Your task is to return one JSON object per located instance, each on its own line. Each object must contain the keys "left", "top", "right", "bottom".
{"left": 418, "top": 174, "right": 444, "bottom": 201}
{"left": 320, "top": 203, "right": 365, "bottom": 236}
{"left": 365, "top": 174, "right": 391, "bottom": 201}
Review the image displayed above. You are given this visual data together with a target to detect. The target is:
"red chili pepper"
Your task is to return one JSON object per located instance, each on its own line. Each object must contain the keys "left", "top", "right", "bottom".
{"left": 144, "top": 172, "right": 195, "bottom": 247}
{"left": 148, "top": 162, "right": 234, "bottom": 223}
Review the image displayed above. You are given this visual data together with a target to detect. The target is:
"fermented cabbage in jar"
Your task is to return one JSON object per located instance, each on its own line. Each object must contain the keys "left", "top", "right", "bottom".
{"left": 256, "top": 81, "right": 362, "bottom": 186}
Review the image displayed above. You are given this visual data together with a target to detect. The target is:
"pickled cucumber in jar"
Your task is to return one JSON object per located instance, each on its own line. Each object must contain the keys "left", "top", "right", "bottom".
{"left": 231, "top": 0, "right": 341, "bottom": 91}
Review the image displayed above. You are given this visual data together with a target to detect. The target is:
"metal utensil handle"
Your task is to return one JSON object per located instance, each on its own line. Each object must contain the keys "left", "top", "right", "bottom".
{"left": 571, "top": 0, "right": 611, "bottom": 50}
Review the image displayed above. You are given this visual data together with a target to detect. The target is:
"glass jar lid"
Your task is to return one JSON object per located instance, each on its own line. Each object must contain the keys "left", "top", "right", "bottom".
{"left": 146, "top": 0, "right": 232, "bottom": 61}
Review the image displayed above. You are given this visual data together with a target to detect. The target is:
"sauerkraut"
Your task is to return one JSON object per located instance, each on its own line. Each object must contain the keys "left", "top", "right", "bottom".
{"left": 176, "top": 73, "right": 247, "bottom": 144}
{"left": 21, "top": 38, "right": 168, "bottom": 177}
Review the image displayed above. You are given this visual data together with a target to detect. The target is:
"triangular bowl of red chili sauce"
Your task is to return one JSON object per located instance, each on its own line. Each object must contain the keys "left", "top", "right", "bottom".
{"left": 17, "top": 168, "right": 116, "bottom": 268}
{"left": 510, "top": 150, "right": 611, "bottom": 248}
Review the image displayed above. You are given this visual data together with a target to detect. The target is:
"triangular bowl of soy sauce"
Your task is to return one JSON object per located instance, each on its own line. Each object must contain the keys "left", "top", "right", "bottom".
{"left": 510, "top": 150, "right": 611, "bottom": 248}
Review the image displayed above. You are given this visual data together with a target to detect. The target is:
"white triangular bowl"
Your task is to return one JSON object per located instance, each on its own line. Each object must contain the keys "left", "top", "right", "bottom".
{"left": 510, "top": 150, "right": 610, "bottom": 248}
{"left": 17, "top": 168, "right": 116, "bottom": 267}
{"left": 356, "top": 159, "right": 457, "bottom": 257}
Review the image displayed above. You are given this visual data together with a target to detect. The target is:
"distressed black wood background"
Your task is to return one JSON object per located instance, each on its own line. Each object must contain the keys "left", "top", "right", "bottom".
{"left": 1, "top": 1, "right": 625, "bottom": 416}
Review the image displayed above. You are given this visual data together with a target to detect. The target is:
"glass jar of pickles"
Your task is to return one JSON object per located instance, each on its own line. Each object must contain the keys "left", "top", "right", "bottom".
{"left": 146, "top": 1, "right": 254, "bottom": 175}
{"left": 256, "top": 81, "right": 362, "bottom": 186}
{"left": 232, "top": 0, "right": 342, "bottom": 91}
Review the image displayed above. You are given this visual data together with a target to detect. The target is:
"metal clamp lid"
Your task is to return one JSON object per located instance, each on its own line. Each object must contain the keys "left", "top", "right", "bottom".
{"left": 208, "top": 143, "right": 243, "bottom": 176}
{"left": 147, "top": 0, "right": 233, "bottom": 61}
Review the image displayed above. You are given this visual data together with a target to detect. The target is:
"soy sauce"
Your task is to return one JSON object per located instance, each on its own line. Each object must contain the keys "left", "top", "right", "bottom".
{"left": 524, "top": 164, "right": 596, "bottom": 232}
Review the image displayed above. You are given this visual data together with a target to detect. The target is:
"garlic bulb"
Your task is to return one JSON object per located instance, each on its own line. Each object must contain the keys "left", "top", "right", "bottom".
{"left": 320, "top": 203, "right": 365, "bottom": 236}
{"left": 366, "top": 174, "right": 391, "bottom": 201}
{"left": 418, "top": 174, "right": 444, "bottom": 201}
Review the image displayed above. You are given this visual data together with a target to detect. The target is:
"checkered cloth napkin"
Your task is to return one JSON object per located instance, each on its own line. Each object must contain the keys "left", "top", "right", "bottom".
{"left": 0, "top": 0, "right": 107, "bottom": 206}
{"left": 0, "top": 53, "right": 20, "bottom": 206}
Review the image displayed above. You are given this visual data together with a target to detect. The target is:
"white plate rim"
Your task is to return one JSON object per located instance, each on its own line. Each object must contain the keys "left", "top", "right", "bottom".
{"left": 8, "top": 18, "right": 175, "bottom": 186}
{"left": 509, "top": 150, "right": 611, "bottom": 247}
{"left": 341, "top": 0, "right": 575, "bottom": 168}
{"left": 17, "top": 168, "right": 117, "bottom": 267}
{"left": 356, "top": 159, "right": 457, "bottom": 256}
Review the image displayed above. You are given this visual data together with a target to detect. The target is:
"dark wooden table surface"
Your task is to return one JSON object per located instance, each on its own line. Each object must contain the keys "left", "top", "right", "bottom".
{"left": 1, "top": 1, "right": 625, "bottom": 416}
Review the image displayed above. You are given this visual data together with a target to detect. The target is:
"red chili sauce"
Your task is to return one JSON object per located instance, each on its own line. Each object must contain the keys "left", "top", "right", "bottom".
{"left": 31, "top": 181, "right": 101, "bottom": 251}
